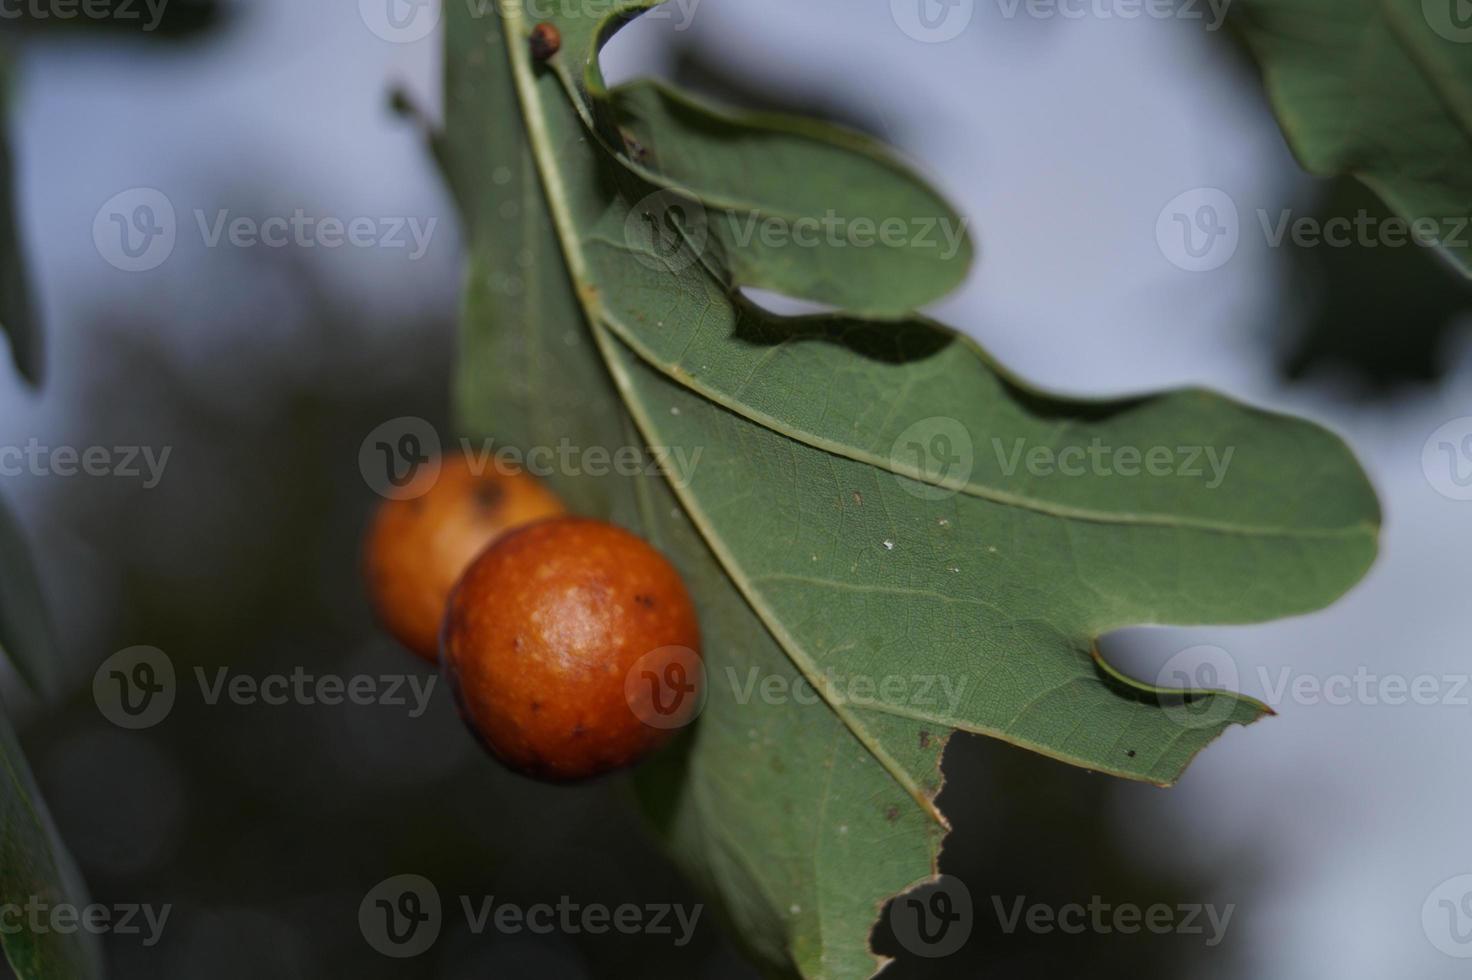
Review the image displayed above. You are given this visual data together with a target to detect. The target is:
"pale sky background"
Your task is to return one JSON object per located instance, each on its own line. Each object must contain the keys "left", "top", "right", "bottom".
{"left": 4, "top": 1, "right": 1472, "bottom": 976}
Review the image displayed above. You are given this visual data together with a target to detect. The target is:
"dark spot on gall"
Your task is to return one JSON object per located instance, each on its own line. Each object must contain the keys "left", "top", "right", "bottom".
{"left": 473, "top": 482, "right": 504, "bottom": 510}
{"left": 571, "top": 723, "right": 586, "bottom": 738}
{"left": 529, "top": 22, "right": 561, "bottom": 60}
{"left": 530, "top": 700, "right": 542, "bottom": 713}
{"left": 635, "top": 594, "right": 656, "bottom": 609}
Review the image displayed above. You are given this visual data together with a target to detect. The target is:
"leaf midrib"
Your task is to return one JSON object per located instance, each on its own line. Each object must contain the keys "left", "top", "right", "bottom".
{"left": 499, "top": 5, "right": 948, "bottom": 827}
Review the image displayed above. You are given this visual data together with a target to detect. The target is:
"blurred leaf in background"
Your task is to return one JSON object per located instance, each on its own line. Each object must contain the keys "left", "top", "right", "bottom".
{"left": 0, "top": 57, "right": 40, "bottom": 385}
{"left": 1278, "top": 178, "right": 1472, "bottom": 391}
{"left": 1233, "top": 0, "right": 1472, "bottom": 275}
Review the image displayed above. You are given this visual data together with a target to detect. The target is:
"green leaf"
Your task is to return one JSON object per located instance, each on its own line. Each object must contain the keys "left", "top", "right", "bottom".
{"left": 0, "top": 56, "right": 39, "bottom": 384}
{"left": 0, "top": 499, "right": 100, "bottom": 978}
{"left": 0, "top": 702, "right": 102, "bottom": 980}
{"left": 1233, "top": 0, "right": 1472, "bottom": 274}
{"left": 537, "top": 0, "right": 972, "bottom": 318}
{"left": 444, "top": 4, "right": 1380, "bottom": 975}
